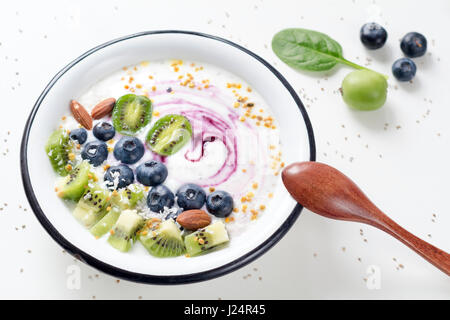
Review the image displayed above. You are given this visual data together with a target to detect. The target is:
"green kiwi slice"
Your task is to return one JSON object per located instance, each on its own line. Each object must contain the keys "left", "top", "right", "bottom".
{"left": 138, "top": 219, "right": 186, "bottom": 257}
{"left": 108, "top": 209, "right": 144, "bottom": 252}
{"left": 90, "top": 207, "right": 121, "bottom": 238}
{"left": 112, "top": 94, "right": 152, "bottom": 135}
{"left": 73, "top": 182, "right": 110, "bottom": 228}
{"left": 184, "top": 221, "right": 229, "bottom": 256}
{"left": 90, "top": 184, "right": 144, "bottom": 238}
{"left": 56, "top": 161, "right": 92, "bottom": 201}
{"left": 110, "top": 184, "right": 144, "bottom": 210}
{"left": 145, "top": 114, "right": 192, "bottom": 156}
{"left": 45, "top": 129, "right": 73, "bottom": 176}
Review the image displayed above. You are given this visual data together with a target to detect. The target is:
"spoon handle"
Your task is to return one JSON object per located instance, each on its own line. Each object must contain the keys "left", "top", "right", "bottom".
{"left": 366, "top": 208, "right": 450, "bottom": 275}
{"left": 282, "top": 161, "right": 450, "bottom": 276}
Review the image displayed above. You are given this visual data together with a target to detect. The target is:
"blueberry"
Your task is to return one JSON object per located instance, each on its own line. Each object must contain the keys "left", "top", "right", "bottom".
{"left": 93, "top": 122, "right": 115, "bottom": 141}
{"left": 113, "top": 136, "right": 144, "bottom": 164}
{"left": 104, "top": 164, "right": 134, "bottom": 189}
{"left": 136, "top": 160, "right": 168, "bottom": 186}
{"left": 392, "top": 58, "right": 417, "bottom": 82}
{"left": 147, "top": 185, "right": 175, "bottom": 212}
{"left": 81, "top": 141, "right": 108, "bottom": 166}
{"left": 176, "top": 183, "right": 206, "bottom": 210}
{"left": 206, "top": 190, "right": 233, "bottom": 218}
{"left": 165, "top": 208, "right": 183, "bottom": 221}
{"left": 400, "top": 32, "right": 427, "bottom": 58}
{"left": 360, "top": 22, "right": 388, "bottom": 50}
{"left": 69, "top": 128, "right": 87, "bottom": 144}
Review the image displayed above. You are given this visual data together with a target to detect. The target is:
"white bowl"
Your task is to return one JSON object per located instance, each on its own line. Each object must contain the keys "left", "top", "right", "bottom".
{"left": 20, "top": 31, "right": 315, "bottom": 284}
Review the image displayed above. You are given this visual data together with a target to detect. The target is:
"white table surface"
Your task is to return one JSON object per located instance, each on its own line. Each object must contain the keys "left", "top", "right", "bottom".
{"left": 1, "top": 0, "right": 449, "bottom": 299}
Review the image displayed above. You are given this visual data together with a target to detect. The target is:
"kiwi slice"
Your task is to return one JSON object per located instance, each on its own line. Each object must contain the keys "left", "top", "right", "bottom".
{"left": 108, "top": 209, "right": 144, "bottom": 252}
{"left": 184, "top": 221, "right": 229, "bottom": 256}
{"left": 146, "top": 114, "right": 192, "bottom": 156}
{"left": 56, "top": 161, "right": 92, "bottom": 201}
{"left": 45, "top": 129, "right": 74, "bottom": 176}
{"left": 90, "top": 207, "right": 121, "bottom": 238}
{"left": 112, "top": 94, "right": 152, "bottom": 135}
{"left": 73, "top": 182, "right": 110, "bottom": 228}
{"left": 138, "top": 219, "right": 186, "bottom": 257}
{"left": 90, "top": 184, "right": 144, "bottom": 238}
{"left": 110, "top": 184, "right": 144, "bottom": 210}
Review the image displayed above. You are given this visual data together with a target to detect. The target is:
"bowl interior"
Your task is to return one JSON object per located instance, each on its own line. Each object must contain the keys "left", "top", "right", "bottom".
{"left": 24, "top": 32, "right": 313, "bottom": 278}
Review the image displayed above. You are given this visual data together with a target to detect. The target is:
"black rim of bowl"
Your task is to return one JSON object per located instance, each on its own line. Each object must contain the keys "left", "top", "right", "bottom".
{"left": 20, "top": 30, "right": 316, "bottom": 285}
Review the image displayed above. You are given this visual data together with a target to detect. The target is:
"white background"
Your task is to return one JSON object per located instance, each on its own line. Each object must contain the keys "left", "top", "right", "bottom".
{"left": 1, "top": 0, "right": 449, "bottom": 299}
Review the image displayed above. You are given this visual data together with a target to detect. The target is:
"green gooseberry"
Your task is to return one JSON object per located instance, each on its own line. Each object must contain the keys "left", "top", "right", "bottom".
{"left": 341, "top": 70, "right": 388, "bottom": 111}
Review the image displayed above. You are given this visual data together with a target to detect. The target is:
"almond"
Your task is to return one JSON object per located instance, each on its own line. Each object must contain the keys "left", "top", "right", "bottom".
{"left": 176, "top": 209, "right": 211, "bottom": 230}
{"left": 70, "top": 100, "right": 92, "bottom": 129}
{"left": 91, "top": 97, "right": 116, "bottom": 119}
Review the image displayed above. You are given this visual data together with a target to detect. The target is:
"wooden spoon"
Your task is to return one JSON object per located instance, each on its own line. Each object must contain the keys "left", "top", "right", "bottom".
{"left": 282, "top": 161, "right": 450, "bottom": 276}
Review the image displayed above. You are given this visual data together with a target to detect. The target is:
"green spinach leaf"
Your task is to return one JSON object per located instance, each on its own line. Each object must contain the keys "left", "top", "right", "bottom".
{"left": 272, "top": 28, "right": 373, "bottom": 73}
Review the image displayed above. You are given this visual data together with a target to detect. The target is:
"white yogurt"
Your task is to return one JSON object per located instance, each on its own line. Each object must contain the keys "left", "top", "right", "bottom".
{"left": 60, "top": 59, "right": 284, "bottom": 239}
